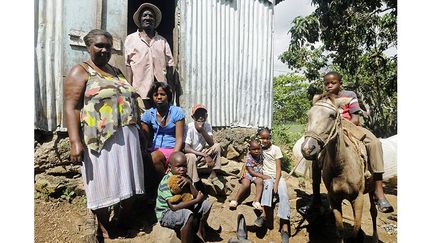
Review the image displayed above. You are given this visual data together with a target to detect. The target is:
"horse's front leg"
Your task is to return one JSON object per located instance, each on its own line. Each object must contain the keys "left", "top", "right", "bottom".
{"left": 330, "top": 198, "right": 344, "bottom": 242}
{"left": 350, "top": 194, "right": 365, "bottom": 242}
{"left": 369, "top": 191, "right": 379, "bottom": 243}
{"left": 299, "top": 159, "right": 322, "bottom": 216}
{"left": 311, "top": 159, "right": 322, "bottom": 209}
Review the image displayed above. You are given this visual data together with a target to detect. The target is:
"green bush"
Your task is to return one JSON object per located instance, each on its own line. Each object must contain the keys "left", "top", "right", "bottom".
{"left": 271, "top": 123, "right": 305, "bottom": 173}
{"left": 273, "top": 74, "right": 310, "bottom": 124}
{"left": 272, "top": 74, "right": 308, "bottom": 172}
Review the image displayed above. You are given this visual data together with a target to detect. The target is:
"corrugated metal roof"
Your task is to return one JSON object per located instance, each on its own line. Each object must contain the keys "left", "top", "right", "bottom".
{"left": 178, "top": 0, "right": 274, "bottom": 128}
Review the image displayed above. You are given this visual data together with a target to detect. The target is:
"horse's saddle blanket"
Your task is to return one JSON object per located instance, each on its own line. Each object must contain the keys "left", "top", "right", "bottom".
{"left": 341, "top": 119, "right": 369, "bottom": 176}
{"left": 341, "top": 119, "right": 367, "bottom": 141}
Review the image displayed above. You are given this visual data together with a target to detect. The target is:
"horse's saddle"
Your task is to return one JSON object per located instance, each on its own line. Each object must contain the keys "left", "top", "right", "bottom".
{"left": 341, "top": 119, "right": 371, "bottom": 179}
{"left": 341, "top": 119, "right": 366, "bottom": 141}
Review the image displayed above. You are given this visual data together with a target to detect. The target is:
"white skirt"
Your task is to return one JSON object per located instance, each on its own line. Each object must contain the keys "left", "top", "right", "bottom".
{"left": 81, "top": 125, "right": 145, "bottom": 210}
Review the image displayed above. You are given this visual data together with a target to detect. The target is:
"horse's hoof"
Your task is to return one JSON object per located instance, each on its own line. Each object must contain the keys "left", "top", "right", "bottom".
{"left": 356, "top": 229, "right": 365, "bottom": 242}
{"left": 343, "top": 229, "right": 365, "bottom": 243}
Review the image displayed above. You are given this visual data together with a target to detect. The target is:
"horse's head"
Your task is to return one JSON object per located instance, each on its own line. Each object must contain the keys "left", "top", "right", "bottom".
{"left": 301, "top": 94, "right": 351, "bottom": 160}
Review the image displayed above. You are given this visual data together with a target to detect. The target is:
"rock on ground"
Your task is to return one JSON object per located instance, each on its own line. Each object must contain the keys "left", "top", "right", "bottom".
{"left": 34, "top": 129, "right": 397, "bottom": 242}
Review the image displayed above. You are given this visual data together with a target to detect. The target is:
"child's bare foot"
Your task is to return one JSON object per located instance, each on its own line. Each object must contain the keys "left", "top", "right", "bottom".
{"left": 196, "top": 226, "right": 206, "bottom": 242}
{"left": 97, "top": 224, "right": 112, "bottom": 239}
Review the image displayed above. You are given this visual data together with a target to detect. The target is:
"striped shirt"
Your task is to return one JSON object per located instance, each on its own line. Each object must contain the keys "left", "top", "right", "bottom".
{"left": 155, "top": 172, "right": 174, "bottom": 221}
{"left": 337, "top": 90, "right": 361, "bottom": 120}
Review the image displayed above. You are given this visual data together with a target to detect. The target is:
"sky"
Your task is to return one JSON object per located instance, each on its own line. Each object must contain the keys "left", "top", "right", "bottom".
{"left": 272, "top": 0, "right": 396, "bottom": 76}
{"left": 273, "top": 0, "right": 315, "bottom": 76}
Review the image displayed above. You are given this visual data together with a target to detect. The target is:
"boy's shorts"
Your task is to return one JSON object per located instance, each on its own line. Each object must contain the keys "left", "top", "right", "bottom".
{"left": 159, "top": 199, "right": 212, "bottom": 230}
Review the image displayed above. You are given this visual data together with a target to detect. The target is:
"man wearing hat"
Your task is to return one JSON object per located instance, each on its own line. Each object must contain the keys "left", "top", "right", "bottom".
{"left": 184, "top": 104, "right": 225, "bottom": 192}
{"left": 124, "top": 3, "right": 174, "bottom": 108}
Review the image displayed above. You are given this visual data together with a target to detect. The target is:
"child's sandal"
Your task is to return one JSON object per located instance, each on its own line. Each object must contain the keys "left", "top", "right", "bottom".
{"left": 252, "top": 201, "right": 262, "bottom": 211}
{"left": 229, "top": 200, "right": 238, "bottom": 209}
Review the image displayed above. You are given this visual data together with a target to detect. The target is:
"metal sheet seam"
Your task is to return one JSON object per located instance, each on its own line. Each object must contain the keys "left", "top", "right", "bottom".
{"left": 173, "top": 0, "right": 274, "bottom": 127}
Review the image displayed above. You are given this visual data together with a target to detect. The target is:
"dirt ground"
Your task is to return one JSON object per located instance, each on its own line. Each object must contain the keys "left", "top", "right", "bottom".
{"left": 35, "top": 197, "right": 90, "bottom": 243}
{"left": 35, "top": 174, "right": 397, "bottom": 243}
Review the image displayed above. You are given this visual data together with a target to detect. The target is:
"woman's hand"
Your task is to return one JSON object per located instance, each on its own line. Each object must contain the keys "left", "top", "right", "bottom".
{"left": 70, "top": 141, "right": 84, "bottom": 163}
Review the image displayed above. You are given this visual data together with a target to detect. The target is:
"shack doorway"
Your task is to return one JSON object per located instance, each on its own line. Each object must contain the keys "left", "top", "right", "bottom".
{"left": 127, "top": 1, "right": 175, "bottom": 51}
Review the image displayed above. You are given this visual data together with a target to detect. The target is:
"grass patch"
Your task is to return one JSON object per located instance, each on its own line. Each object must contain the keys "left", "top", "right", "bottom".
{"left": 271, "top": 123, "right": 305, "bottom": 173}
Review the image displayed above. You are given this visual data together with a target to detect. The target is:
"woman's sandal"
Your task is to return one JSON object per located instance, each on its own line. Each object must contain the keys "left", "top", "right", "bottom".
{"left": 374, "top": 197, "right": 394, "bottom": 213}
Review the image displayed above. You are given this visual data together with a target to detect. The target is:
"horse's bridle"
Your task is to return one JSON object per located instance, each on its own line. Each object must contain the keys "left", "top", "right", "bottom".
{"left": 304, "top": 100, "right": 341, "bottom": 149}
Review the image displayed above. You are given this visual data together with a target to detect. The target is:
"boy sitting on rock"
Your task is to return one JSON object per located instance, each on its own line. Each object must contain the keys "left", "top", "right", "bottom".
{"left": 184, "top": 104, "right": 224, "bottom": 191}
{"left": 155, "top": 151, "right": 213, "bottom": 242}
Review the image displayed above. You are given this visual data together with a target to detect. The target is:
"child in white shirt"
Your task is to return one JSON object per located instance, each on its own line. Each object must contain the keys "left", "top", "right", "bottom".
{"left": 184, "top": 104, "right": 224, "bottom": 191}
{"left": 254, "top": 127, "right": 290, "bottom": 243}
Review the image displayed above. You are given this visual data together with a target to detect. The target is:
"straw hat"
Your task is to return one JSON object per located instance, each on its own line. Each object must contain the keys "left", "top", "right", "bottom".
{"left": 133, "top": 3, "right": 162, "bottom": 28}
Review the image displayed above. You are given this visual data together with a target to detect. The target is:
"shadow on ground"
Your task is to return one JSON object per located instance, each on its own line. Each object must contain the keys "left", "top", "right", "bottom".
{"left": 383, "top": 183, "right": 397, "bottom": 196}
{"left": 293, "top": 188, "right": 383, "bottom": 243}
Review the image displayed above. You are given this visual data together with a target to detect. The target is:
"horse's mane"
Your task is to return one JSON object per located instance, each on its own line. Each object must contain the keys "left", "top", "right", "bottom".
{"left": 313, "top": 92, "right": 336, "bottom": 104}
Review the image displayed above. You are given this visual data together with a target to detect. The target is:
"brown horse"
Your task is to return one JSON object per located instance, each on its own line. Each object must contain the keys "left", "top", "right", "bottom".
{"left": 301, "top": 94, "right": 378, "bottom": 242}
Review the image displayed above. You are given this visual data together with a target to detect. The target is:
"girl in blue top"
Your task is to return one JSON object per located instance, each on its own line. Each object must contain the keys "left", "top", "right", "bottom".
{"left": 141, "top": 82, "right": 185, "bottom": 197}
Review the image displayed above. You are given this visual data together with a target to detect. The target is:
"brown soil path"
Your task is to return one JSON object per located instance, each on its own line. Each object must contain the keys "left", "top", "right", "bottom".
{"left": 35, "top": 173, "right": 397, "bottom": 242}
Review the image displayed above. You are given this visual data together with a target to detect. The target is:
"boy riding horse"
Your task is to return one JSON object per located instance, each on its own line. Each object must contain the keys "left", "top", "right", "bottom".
{"left": 302, "top": 71, "right": 394, "bottom": 214}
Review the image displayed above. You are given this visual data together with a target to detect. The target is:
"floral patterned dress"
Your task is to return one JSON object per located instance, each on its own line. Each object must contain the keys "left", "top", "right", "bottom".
{"left": 79, "top": 62, "right": 144, "bottom": 210}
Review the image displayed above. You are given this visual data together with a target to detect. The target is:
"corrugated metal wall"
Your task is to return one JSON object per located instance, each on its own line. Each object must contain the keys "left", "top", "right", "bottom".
{"left": 35, "top": 0, "right": 64, "bottom": 131}
{"left": 35, "top": 0, "right": 127, "bottom": 131}
{"left": 35, "top": 0, "right": 275, "bottom": 131}
{"left": 178, "top": 0, "right": 275, "bottom": 128}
